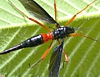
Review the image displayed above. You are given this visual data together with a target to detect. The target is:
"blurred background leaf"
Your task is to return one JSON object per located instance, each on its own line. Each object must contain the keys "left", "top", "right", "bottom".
{"left": 0, "top": 0, "right": 100, "bottom": 77}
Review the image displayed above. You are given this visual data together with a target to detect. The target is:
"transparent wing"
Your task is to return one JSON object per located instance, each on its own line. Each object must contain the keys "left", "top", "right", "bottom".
{"left": 19, "top": 0, "right": 57, "bottom": 24}
{"left": 49, "top": 39, "right": 64, "bottom": 77}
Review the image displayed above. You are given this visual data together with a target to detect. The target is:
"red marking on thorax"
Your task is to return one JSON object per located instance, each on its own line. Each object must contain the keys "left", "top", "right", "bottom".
{"left": 41, "top": 33, "right": 53, "bottom": 43}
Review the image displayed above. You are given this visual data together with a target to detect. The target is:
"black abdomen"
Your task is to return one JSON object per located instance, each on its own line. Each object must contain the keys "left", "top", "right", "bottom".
{"left": 21, "top": 34, "right": 43, "bottom": 47}
{"left": 0, "top": 34, "right": 43, "bottom": 54}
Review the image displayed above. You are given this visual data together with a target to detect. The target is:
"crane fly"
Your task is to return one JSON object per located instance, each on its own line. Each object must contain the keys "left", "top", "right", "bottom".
{"left": 0, "top": 0, "right": 97, "bottom": 77}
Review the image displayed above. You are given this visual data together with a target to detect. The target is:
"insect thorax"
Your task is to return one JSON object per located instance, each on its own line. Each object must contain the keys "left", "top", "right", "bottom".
{"left": 52, "top": 26, "right": 75, "bottom": 39}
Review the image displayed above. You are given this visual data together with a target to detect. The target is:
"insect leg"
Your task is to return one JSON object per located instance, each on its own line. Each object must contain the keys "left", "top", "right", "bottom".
{"left": 8, "top": 0, "right": 50, "bottom": 32}
{"left": 70, "top": 33, "right": 97, "bottom": 41}
{"left": 54, "top": 0, "right": 57, "bottom": 21}
{"left": 57, "top": 40, "right": 68, "bottom": 62}
{"left": 30, "top": 40, "right": 53, "bottom": 68}
{"left": 65, "top": 0, "right": 96, "bottom": 26}
{"left": 62, "top": 50, "right": 68, "bottom": 62}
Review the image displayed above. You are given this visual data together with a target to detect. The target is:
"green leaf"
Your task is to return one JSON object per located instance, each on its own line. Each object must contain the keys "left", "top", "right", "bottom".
{"left": 0, "top": 0, "right": 100, "bottom": 77}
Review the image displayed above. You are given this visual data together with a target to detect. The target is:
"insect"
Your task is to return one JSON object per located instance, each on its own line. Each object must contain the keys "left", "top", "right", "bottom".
{"left": 0, "top": 0, "right": 97, "bottom": 77}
